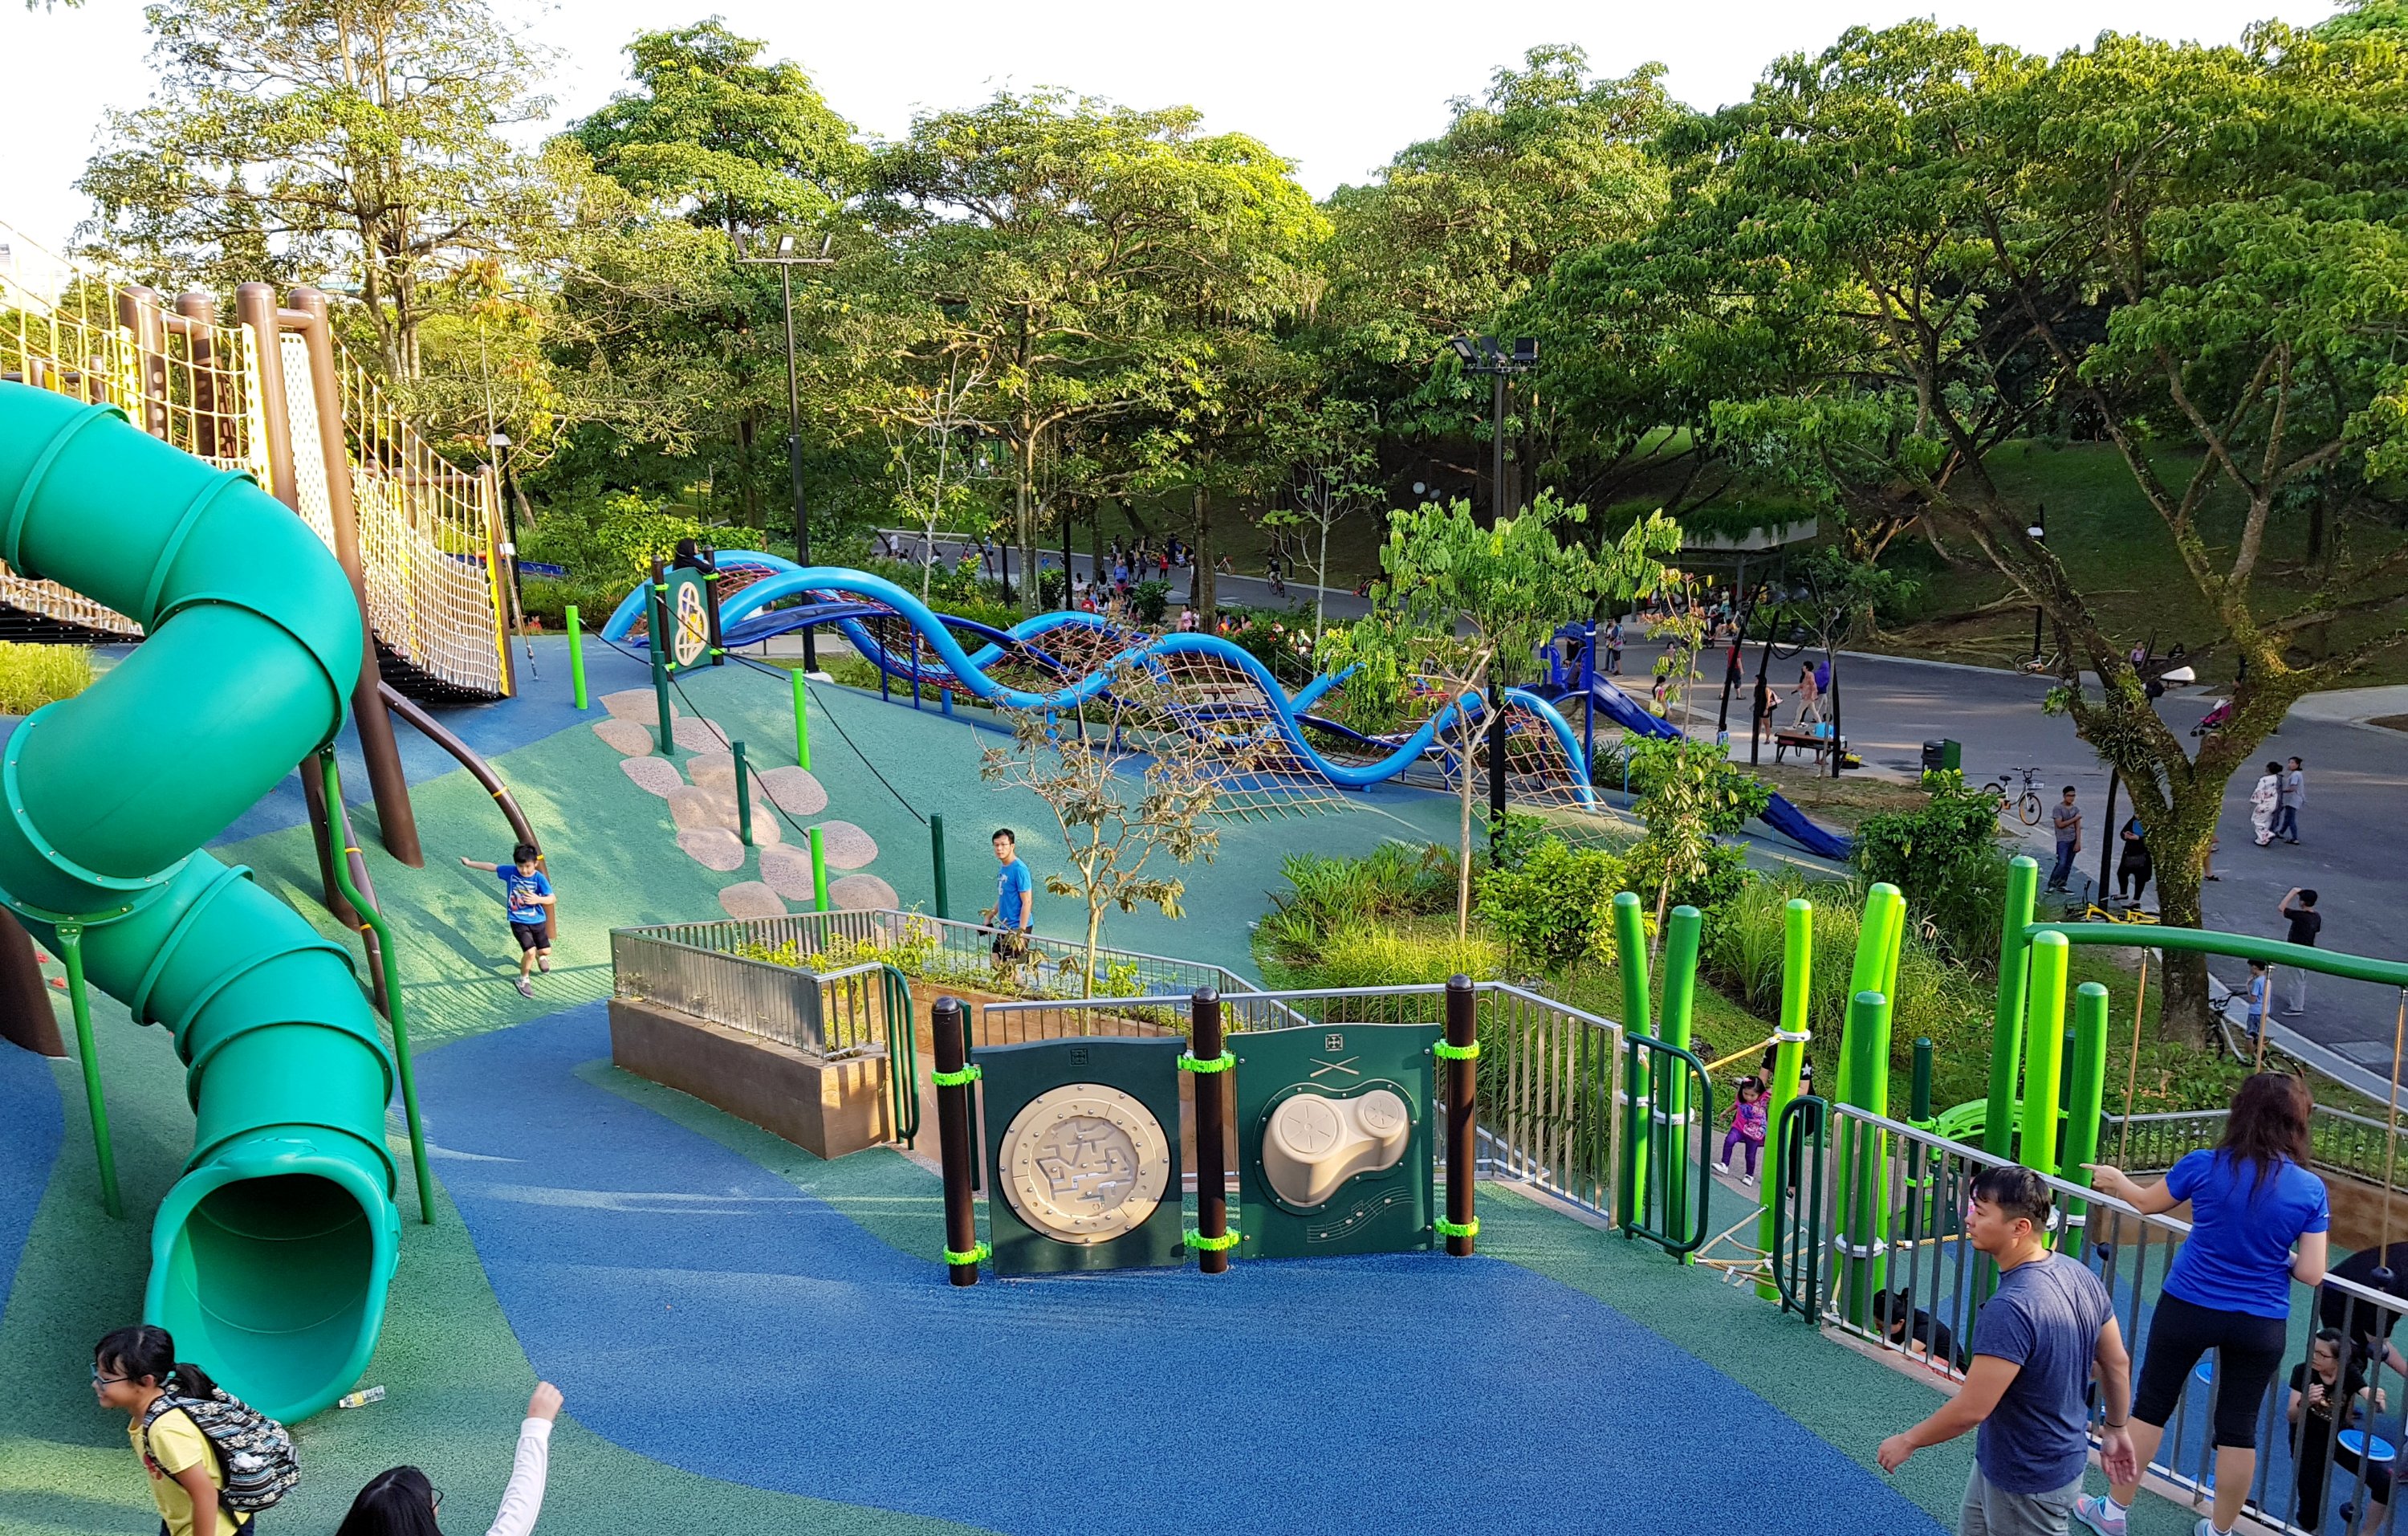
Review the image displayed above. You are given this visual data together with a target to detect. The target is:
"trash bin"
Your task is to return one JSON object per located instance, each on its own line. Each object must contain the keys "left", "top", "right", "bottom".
{"left": 1921, "top": 738, "right": 1961, "bottom": 773}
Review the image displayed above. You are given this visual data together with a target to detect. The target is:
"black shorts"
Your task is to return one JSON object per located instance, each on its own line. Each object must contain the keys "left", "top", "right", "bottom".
{"left": 2133, "top": 1290, "right": 2288, "bottom": 1446}
{"left": 510, "top": 919, "right": 549, "bottom": 952}
{"left": 990, "top": 929, "right": 1028, "bottom": 961}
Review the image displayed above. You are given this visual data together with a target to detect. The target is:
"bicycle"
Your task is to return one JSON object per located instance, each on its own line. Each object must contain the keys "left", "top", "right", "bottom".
{"left": 1980, "top": 766, "right": 2047, "bottom": 828}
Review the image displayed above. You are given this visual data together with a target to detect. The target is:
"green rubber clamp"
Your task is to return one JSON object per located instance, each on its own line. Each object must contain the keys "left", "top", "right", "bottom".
{"left": 1184, "top": 1229, "right": 1242, "bottom": 1251}
{"left": 1433, "top": 1040, "right": 1480, "bottom": 1061}
{"left": 932, "top": 1064, "right": 982, "bottom": 1088}
{"left": 1434, "top": 1216, "right": 1479, "bottom": 1239}
{"left": 1177, "top": 1051, "right": 1232, "bottom": 1074}
{"left": 944, "top": 1241, "right": 990, "bottom": 1267}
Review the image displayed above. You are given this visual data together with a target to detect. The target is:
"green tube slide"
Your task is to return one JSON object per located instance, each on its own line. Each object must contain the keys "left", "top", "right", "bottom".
{"left": 0, "top": 383, "right": 396, "bottom": 1422}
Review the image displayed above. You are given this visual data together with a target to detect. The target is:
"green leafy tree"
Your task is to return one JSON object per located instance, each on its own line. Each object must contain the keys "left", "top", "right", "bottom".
{"left": 1623, "top": 735, "right": 1773, "bottom": 939}
{"left": 1330, "top": 495, "right": 1678, "bottom": 935}
{"left": 1259, "top": 396, "right": 1381, "bottom": 642}
{"left": 80, "top": 0, "right": 550, "bottom": 377}
{"left": 1474, "top": 834, "right": 1625, "bottom": 971}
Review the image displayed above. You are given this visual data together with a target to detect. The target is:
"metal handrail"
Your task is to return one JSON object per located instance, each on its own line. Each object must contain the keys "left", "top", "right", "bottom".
{"left": 1620, "top": 1033, "right": 1715, "bottom": 1257}
{"left": 1770, "top": 1094, "right": 1830, "bottom": 1318}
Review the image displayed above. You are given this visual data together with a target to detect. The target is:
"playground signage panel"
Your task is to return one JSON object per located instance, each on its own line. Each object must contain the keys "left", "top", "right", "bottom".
{"left": 1234, "top": 1023, "right": 1440, "bottom": 1260}
{"left": 975, "top": 1037, "right": 1186, "bottom": 1276}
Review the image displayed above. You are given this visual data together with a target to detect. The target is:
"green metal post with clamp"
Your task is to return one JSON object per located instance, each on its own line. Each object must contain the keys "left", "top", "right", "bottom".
{"left": 55, "top": 920, "right": 122, "bottom": 1217}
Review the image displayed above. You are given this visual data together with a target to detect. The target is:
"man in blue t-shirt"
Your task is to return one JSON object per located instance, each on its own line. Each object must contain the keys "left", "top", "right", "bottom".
{"left": 460, "top": 841, "right": 555, "bottom": 998}
{"left": 989, "top": 828, "right": 1033, "bottom": 975}
{"left": 1879, "top": 1165, "right": 2135, "bottom": 1534}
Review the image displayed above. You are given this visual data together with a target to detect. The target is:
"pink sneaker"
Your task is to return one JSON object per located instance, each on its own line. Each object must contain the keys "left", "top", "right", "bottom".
{"left": 2073, "top": 1495, "right": 2125, "bottom": 1536}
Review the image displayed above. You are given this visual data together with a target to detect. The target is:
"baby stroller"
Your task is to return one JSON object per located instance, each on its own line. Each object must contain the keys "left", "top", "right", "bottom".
{"left": 2190, "top": 698, "right": 2234, "bottom": 737}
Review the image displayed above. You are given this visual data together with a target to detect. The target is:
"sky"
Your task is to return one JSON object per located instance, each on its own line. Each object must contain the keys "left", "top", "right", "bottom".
{"left": 0, "top": 0, "right": 2345, "bottom": 263}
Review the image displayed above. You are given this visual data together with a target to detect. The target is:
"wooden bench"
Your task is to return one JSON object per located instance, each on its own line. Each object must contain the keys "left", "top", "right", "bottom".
{"left": 1772, "top": 729, "right": 1841, "bottom": 766}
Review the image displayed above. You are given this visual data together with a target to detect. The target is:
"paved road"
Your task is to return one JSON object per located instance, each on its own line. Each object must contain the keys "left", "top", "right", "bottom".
{"left": 881, "top": 534, "right": 2407, "bottom": 1058}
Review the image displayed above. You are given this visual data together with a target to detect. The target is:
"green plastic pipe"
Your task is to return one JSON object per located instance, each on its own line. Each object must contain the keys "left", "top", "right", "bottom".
{"left": 318, "top": 752, "right": 433, "bottom": 1228}
{"left": 2062, "top": 981, "right": 2110, "bottom": 1236}
{"left": 0, "top": 383, "right": 400, "bottom": 1423}
{"left": 1756, "top": 896, "right": 1812, "bottom": 1301}
{"left": 2028, "top": 921, "right": 2408, "bottom": 988}
{"left": 929, "top": 812, "right": 950, "bottom": 920}
{"left": 1987, "top": 857, "right": 2040, "bottom": 1156}
{"left": 56, "top": 922, "right": 121, "bottom": 1218}
{"left": 2020, "top": 931, "right": 2071, "bottom": 1188}
{"left": 1612, "top": 890, "right": 1651, "bottom": 1209}
{"left": 732, "top": 741, "right": 753, "bottom": 845}
{"left": 810, "top": 826, "right": 832, "bottom": 913}
{"left": 791, "top": 667, "right": 812, "bottom": 771}
{"left": 1840, "top": 988, "right": 1890, "bottom": 1325}
{"left": 1659, "top": 905, "right": 1702, "bottom": 1255}
{"left": 564, "top": 603, "right": 587, "bottom": 710}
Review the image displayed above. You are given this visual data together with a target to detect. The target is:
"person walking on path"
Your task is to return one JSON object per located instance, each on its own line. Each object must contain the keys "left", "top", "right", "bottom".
{"left": 2251, "top": 760, "right": 2283, "bottom": 846}
{"left": 2047, "top": 787, "right": 2082, "bottom": 894}
{"left": 1793, "top": 659, "right": 1824, "bottom": 728}
{"left": 1604, "top": 619, "right": 1625, "bottom": 675}
{"left": 1877, "top": 1165, "right": 2135, "bottom": 1535}
{"left": 2075, "top": 1073, "right": 2332, "bottom": 1536}
{"left": 2279, "top": 888, "right": 2321, "bottom": 1017}
{"left": 460, "top": 844, "right": 555, "bottom": 999}
{"left": 336, "top": 1382, "right": 563, "bottom": 1536}
{"left": 2277, "top": 756, "right": 2305, "bottom": 845}
{"left": 986, "top": 828, "right": 1035, "bottom": 979}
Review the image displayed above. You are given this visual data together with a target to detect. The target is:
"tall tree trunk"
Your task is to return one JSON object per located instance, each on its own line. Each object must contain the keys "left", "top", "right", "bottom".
{"left": 1193, "top": 487, "right": 1216, "bottom": 623}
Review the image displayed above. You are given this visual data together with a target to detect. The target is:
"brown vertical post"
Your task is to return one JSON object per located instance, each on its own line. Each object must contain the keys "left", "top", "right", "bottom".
{"left": 287, "top": 287, "right": 422, "bottom": 868}
{"left": 482, "top": 462, "right": 519, "bottom": 697}
{"left": 116, "top": 285, "right": 173, "bottom": 439}
{"left": 173, "top": 293, "right": 220, "bottom": 460}
{"left": 0, "top": 911, "right": 63, "bottom": 1057}
{"left": 933, "top": 997, "right": 981, "bottom": 1286}
{"left": 1190, "top": 988, "right": 1231, "bottom": 1274}
{"left": 1445, "top": 972, "right": 1479, "bottom": 1256}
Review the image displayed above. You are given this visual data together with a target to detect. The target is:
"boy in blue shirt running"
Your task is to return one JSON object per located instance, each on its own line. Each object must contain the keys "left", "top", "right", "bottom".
{"left": 461, "top": 842, "right": 555, "bottom": 997}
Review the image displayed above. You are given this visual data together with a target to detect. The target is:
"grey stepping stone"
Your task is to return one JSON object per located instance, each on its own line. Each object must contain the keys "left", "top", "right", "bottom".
{"left": 592, "top": 718, "right": 657, "bottom": 756}
{"left": 759, "top": 843, "right": 817, "bottom": 901}
{"left": 718, "top": 881, "right": 787, "bottom": 919}
{"left": 759, "top": 766, "right": 827, "bottom": 817}
{"left": 602, "top": 689, "right": 676, "bottom": 722}
{"left": 676, "top": 828, "right": 746, "bottom": 871}
{"left": 829, "top": 874, "right": 898, "bottom": 911}
{"left": 620, "top": 757, "right": 683, "bottom": 797}
{"left": 810, "top": 819, "right": 877, "bottom": 870}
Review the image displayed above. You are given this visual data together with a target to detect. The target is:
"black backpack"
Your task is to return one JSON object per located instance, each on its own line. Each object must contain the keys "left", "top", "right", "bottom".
{"left": 141, "top": 1386, "right": 299, "bottom": 1515}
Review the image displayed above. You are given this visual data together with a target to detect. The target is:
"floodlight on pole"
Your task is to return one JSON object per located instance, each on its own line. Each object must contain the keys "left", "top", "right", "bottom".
{"left": 736, "top": 229, "right": 839, "bottom": 668}
{"left": 1450, "top": 332, "right": 1542, "bottom": 851}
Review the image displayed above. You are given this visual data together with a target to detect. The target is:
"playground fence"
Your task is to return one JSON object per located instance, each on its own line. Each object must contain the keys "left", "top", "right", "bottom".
{"left": 979, "top": 982, "right": 1628, "bottom": 1226}
{"left": 2109, "top": 1105, "right": 2408, "bottom": 1196}
{"left": 1787, "top": 1101, "right": 2406, "bottom": 1535}
{"left": 612, "top": 925, "right": 900, "bottom": 1058}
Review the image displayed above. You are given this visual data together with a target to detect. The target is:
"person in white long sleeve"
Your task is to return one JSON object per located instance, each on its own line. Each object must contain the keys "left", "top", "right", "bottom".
{"left": 335, "top": 1383, "right": 562, "bottom": 1536}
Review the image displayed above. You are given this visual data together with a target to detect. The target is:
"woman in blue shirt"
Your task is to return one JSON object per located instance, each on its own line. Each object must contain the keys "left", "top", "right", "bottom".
{"left": 2076, "top": 1073, "right": 2331, "bottom": 1536}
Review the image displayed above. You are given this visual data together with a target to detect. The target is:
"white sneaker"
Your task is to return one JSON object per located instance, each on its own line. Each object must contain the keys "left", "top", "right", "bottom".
{"left": 2072, "top": 1494, "right": 2125, "bottom": 1536}
{"left": 1717, "top": 1162, "right": 1731, "bottom": 1175}
{"left": 2193, "top": 1521, "right": 2231, "bottom": 1536}
{"left": 1742, "top": 1174, "right": 1757, "bottom": 1187}
{"left": 515, "top": 977, "right": 533, "bottom": 998}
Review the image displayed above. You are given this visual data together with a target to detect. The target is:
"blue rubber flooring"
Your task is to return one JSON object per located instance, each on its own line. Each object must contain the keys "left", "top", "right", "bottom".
{"left": 0, "top": 1043, "right": 62, "bottom": 1324}
{"left": 420, "top": 1004, "right": 1946, "bottom": 1536}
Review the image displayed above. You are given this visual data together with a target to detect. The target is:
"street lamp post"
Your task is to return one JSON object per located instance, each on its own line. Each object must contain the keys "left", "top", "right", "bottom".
{"left": 1450, "top": 334, "right": 1540, "bottom": 850}
{"left": 737, "top": 232, "right": 835, "bottom": 670}
{"left": 2027, "top": 504, "right": 2048, "bottom": 667}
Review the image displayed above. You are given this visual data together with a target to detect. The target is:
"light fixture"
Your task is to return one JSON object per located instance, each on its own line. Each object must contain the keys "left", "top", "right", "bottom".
{"left": 775, "top": 234, "right": 797, "bottom": 257}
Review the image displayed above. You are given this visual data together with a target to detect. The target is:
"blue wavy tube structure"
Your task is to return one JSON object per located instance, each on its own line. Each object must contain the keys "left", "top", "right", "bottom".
{"left": 602, "top": 555, "right": 1851, "bottom": 857}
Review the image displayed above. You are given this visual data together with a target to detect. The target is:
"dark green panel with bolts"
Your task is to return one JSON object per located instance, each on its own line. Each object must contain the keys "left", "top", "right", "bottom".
{"left": 1234, "top": 1022, "right": 1441, "bottom": 1260}
{"left": 975, "top": 1036, "right": 1186, "bottom": 1276}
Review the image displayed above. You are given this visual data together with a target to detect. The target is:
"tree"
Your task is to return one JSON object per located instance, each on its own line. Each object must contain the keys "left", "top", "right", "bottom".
{"left": 80, "top": 0, "right": 550, "bottom": 379}
{"left": 867, "top": 91, "right": 1328, "bottom": 613}
{"left": 1259, "top": 396, "right": 1381, "bottom": 642}
{"left": 1623, "top": 735, "right": 1772, "bottom": 941}
{"left": 871, "top": 356, "right": 990, "bottom": 601}
{"left": 977, "top": 655, "right": 1234, "bottom": 994}
{"left": 571, "top": 22, "right": 863, "bottom": 238}
{"left": 1328, "top": 495, "right": 1678, "bottom": 935}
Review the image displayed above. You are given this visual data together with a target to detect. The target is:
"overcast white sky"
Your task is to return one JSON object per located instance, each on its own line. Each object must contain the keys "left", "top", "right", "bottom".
{"left": 0, "top": 0, "right": 2343, "bottom": 260}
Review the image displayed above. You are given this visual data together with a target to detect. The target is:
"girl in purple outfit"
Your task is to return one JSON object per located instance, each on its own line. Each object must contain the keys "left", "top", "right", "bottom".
{"left": 1720, "top": 1078, "right": 1769, "bottom": 1185}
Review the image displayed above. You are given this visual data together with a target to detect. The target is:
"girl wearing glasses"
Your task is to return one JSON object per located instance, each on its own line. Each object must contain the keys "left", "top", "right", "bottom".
{"left": 90, "top": 1326, "right": 250, "bottom": 1536}
{"left": 335, "top": 1382, "right": 563, "bottom": 1536}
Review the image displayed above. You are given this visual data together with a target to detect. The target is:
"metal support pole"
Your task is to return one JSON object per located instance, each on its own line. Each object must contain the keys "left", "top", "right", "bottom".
{"left": 649, "top": 565, "right": 675, "bottom": 757}
{"left": 564, "top": 603, "right": 588, "bottom": 710}
{"left": 732, "top": 741, "right": 753, "bottom": 845}
{"left": 56, "top": 923, "right": 122, "bottom": 1219}
{"left": 1191, "top": 989, "right": 1230, "bottom": 1273}
{"left": 1491, "top": 373, "right": 1507, "bottom": 524}
{"left": 933, "top": 997, "right": 980, "bottom": 1285}
{"left": 1444, "top": 973, "right": 1478, "bottom": 1256}
{"left": 791, "top": 668, "right": 812, "bottom": 770}
{"left": 1612, "top": 889, "right": 1653, "bottom": 1206}
{"left": 929, "top": 813, "right": 950, "bottom": 920}
{"left": 1486, "top": 690, "right": 1508, "bottom": 849}
{"left": 2097, "top": 769, "right": 2121, "bottom": 904}
{"left": 779, "top": 263, "right": 816, "bottom": 672}
{"left": 809, "top": 827, "right": 831, "bottom": 913}
{"left": 2020, "top": 931, "right": 2072, "bottom": 1185}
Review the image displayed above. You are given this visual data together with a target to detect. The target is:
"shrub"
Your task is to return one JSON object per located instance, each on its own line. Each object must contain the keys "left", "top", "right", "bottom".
{"left": 1853, "top": 770, "right": 2009, "bottom": 964}
{"left": 1622, "top": 735, "right": 1772, "bottom": 915}
{"left": 1474, "top": 836, "right": 1625, "bottom": 972}
{"left": 519, "top": 489, "right": 706, "bottom": 588}
{"left": 0, "top": 643, "right": 96, "bottom": 714}
{"left": 1262, "top": 843, "right": 1451, "bottom": 951}
{"left": 1131, "top": 579, "right": 1170, "bottom": 625}
{"left": 1313, "top": 923, "right": 1505, "bottom": 990}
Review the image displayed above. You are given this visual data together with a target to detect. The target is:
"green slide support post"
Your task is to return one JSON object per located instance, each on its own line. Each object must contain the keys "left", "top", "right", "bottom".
{"left": 791, "top": 667, "right": 812, "bottom": 771}
{"left": 563, "top": 603, "right": 587, "bottom": 710}
{"left": 0, "top": 382, "right": 401, "bottom": 1423}
{"left": 1612, "top": 891, "right": 1652, "bottom": 1215}
{"left": 1756, "top": 897, "right": 1812, "bottom": 1301}
{"left": 1835, "top": 883, "right": 1902, "bottom": 1110}
{"left": 929, "top": 813, "right": 950, "bottom": 920}
{"left": 2018, "top": 931, "right": 2072, "bottom": 1214}
{"left": 1658, "top": 905, "right": 1702, "bottom": 1260}
{"left": 648, "top": 568, "right": 675, "bottom": 756}
{"left": 810, "top": 826, "right": 832, "bottom": 913}
{"left": 56, "top": 921, "right": 122, "bottom": 1218}
{"left": 1838, "top": 989, "right": 1891, "bottom": 1326}
{"left": 2061, "top": 981, "right": 2109, "bottom": 1246}
{"left": 731, "top": 742, "right": 753, "bottom": 845}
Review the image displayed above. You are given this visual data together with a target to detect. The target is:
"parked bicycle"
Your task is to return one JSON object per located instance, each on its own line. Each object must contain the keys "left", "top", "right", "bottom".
{"left": 1980, "top": 765, "right": 2047, "bottom": 828}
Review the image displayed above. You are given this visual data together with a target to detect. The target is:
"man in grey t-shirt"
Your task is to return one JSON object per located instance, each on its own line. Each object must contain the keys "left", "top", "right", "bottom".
{"left": 2046, "top": 787, "right": 2082, "bottom": 894}
{"left": 1879, "top": 1166, "right": 2135, "bottom": 1534}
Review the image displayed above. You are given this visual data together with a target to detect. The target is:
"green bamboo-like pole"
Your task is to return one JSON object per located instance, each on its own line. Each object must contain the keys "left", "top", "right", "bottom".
{"left": 1659, "top": 904, "right": 1702, "bottom": 1255}
{"left": 1756, "top": 896, "right": 1813, "bottom": 1301}
{"left": 1836, "top": 882, "right": 1902, "bottom": 1109}
{"left": 1840, "top": 988, "right": 1890, "bottom": 1325}
{"left": 563, "top": 603, "right": 588, "bottom": 710}
{"left": 2062, "top": 981, "right": 2110, "bottom": 1241}
{"left": 791, "top": 667, "right": 812, "bottom": 771}
{"left": 732, "top": 741, "right": 753, "bottom": 845}
{"left": 809, "top": 826, "right": 832, "bottom": 913}
{"left": 2019, "top": 931, "right": 2071, "bottom": 1196}
{"left": 56, "top": 923, "right": 121, "bottom": 1219}
{"left": 929, "top": 812, "right": 950, "bottom": 920}
{"left": 1613, "top": 890, "right": 1652, "bottom": 1213}
{"left": 1986, "top": 857, "right": 2040, "bottom": 1155}
{"left": 648, "top": 577, "right": 675, "bottom": 756}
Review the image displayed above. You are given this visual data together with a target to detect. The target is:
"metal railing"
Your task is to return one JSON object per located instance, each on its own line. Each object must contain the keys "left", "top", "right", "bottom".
{"left": 612, "top": 929, "right": 901, "bottom": 1061}
{"left": 2108, "top": 1104, "right": 2408, "bottom": 1195}
{"left": 974, "top": 980, "right": 1629, "bottom": 1225}
{"left": 1621, "top": 1033, "right": 1714, "bottom": 1257}
{"left": 1785, "top": 1101, "right": 2408, "bottom": 1534}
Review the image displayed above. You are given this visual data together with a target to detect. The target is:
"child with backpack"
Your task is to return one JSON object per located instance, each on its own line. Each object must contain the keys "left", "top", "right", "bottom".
{"left": 459, "top": 843, "right": 555, "bottom": 998}
{"left": 93, "top": 1324, "right": 295, "bottom": 1535}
